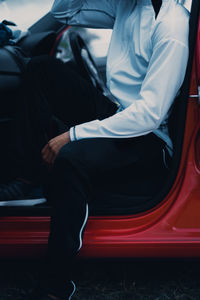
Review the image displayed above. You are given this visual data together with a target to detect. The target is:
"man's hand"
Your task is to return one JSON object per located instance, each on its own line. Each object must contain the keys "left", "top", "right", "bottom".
{"left": 42, "top": 131, "right": 70, "bottom": 166}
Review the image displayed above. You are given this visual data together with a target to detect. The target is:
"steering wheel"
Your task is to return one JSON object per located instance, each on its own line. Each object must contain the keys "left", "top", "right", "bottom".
{"left": 69, "top": 31, "right": 109, "bottom": 95}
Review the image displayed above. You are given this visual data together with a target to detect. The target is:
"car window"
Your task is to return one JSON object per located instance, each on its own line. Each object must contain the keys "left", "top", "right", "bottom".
{"left": 0, "top": 0, "right": 52, "bottom": 30}
{"left": 86, "top": 29, "right": 112, "bottom": 59}
{"left": 57, "top": 28, "right": 112, "bottom": 63}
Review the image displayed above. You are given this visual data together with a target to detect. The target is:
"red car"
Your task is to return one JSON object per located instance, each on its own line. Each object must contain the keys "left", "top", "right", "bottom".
{"left": 0, "top": 0, "right": 199, "bottom": 259}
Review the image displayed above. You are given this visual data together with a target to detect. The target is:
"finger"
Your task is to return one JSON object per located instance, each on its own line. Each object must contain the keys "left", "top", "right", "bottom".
{"left": 42, "top": 147, "right": 52, "bottom": 164}
{"left": 42, "top": 143, "right": 49, "bottom": 159}
{"left": 41, "top": 143, "right": 49, "bottom": 155}
{"left": 44, "top": 144, "right": 58, "bottom": 165}
{"left": 47, "top": 150, "right": 55, "bottom": 165}
{"left": 42, "top": 152, "right": 50, "bottom": 165}
{"left": 48, "top": 145, "right": 59, "bottom": 165}
{"left": 52, "top": 152, "right": 59, "bottom": 165}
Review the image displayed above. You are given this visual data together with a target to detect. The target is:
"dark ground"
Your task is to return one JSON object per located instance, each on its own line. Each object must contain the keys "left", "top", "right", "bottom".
{"left": 0, "top": 260, "right": 200, "bottom": 300}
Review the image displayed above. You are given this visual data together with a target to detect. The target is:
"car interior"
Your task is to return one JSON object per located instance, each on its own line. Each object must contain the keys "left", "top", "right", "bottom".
{"left": 0, "top": 0, "right": 199, "bottom": 217}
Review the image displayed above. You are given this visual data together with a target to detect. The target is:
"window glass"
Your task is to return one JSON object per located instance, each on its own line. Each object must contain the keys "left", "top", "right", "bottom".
{"left": 0, "top": 0, "right": 52, "bottom": 30}
{"left": 86, "top": 29, "right": 112, "bottom": 59}
{"left": 57, "top": 28, "right": 112, "bottom": 63}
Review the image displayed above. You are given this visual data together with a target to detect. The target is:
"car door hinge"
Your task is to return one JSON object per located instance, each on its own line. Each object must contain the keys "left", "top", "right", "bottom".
{"left": 189, "top": 86, "right": 200, "bottom": 105}
{"left": 199, "top": 86, "right": 200, "bottom": 105}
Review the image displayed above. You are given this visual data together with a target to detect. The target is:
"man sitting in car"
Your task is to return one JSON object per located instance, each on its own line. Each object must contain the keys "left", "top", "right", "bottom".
{"left": 0, "top": 0, "right": 191, "bottom": 299}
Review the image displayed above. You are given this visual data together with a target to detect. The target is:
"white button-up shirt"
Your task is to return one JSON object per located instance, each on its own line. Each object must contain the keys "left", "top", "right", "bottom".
{"left": 51, "top": 0, "right": 192, "bottom": 154}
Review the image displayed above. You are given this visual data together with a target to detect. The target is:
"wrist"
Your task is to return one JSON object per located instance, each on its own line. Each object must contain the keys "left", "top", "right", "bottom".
{"left": 65, "top": 131, "right": 70, "bottom": 143}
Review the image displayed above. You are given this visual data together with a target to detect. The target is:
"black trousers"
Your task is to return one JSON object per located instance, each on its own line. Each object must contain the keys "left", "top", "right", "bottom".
{"left": 16, "top": 56, "right": 167, "bottom": 291}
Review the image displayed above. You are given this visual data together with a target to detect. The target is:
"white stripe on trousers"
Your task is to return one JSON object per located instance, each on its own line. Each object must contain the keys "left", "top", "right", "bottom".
{"left": 77, "top": 203, "right": 89, "bottom": 252}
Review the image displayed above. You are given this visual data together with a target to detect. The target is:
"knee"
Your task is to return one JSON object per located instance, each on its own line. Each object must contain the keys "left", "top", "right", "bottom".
{"left": 53, "top": 144, "right": 81, "bottom": 173}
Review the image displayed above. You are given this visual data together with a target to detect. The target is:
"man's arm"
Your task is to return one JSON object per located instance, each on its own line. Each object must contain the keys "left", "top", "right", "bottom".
{"left": 70, "top": 37, "right": 189, "bottom": 141}
{"left": 51, "top": 0, "right": 118, "bottom": 28}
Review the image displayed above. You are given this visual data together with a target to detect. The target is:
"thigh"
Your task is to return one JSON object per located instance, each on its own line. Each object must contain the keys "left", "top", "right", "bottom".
{"left": 56, "top": 133, "right": 166, "bottom": 184}
{"left": 25, "top": 55, "right": 117, "bottom": 128}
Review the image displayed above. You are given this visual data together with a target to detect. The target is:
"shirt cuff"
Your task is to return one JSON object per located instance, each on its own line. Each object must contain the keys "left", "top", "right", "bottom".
{"left": 69, "top": 126, "right": 77, "bottom": 142}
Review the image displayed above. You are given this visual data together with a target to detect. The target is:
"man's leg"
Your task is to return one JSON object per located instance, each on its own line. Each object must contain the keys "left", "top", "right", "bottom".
{"left": 43, "top": 133, "right": 166, "bottom": 299}
{"left": 10, "top": 55, "right": 166, "bottom": 299}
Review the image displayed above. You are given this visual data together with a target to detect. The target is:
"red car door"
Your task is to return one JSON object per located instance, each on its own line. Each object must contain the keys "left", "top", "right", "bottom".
{"left": 0, "top": 4, "right": 199, "bottom": 260}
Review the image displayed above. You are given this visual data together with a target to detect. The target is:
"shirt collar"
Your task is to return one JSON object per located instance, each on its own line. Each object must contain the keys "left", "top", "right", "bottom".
{"left": 178, "top": 0, "right": 192, "bottom": 12}
{"left": 137, "top": 0, "right": 192, "bottom": 13}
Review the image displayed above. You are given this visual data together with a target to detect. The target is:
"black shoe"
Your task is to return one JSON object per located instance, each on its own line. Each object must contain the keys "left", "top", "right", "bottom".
{"left": 0, "top": 179, "right": 36, "bottom": 201}
{"left": 28, "top": 280, "right": 76, "bottom": 300}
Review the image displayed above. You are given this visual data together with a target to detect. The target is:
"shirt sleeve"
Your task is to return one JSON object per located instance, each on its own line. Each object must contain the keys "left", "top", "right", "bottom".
{"left": 70, "top": 38, "right": 189, "bottom": 142}
{"left": 51, "top": 0, "right": 117, "bottom": 28}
